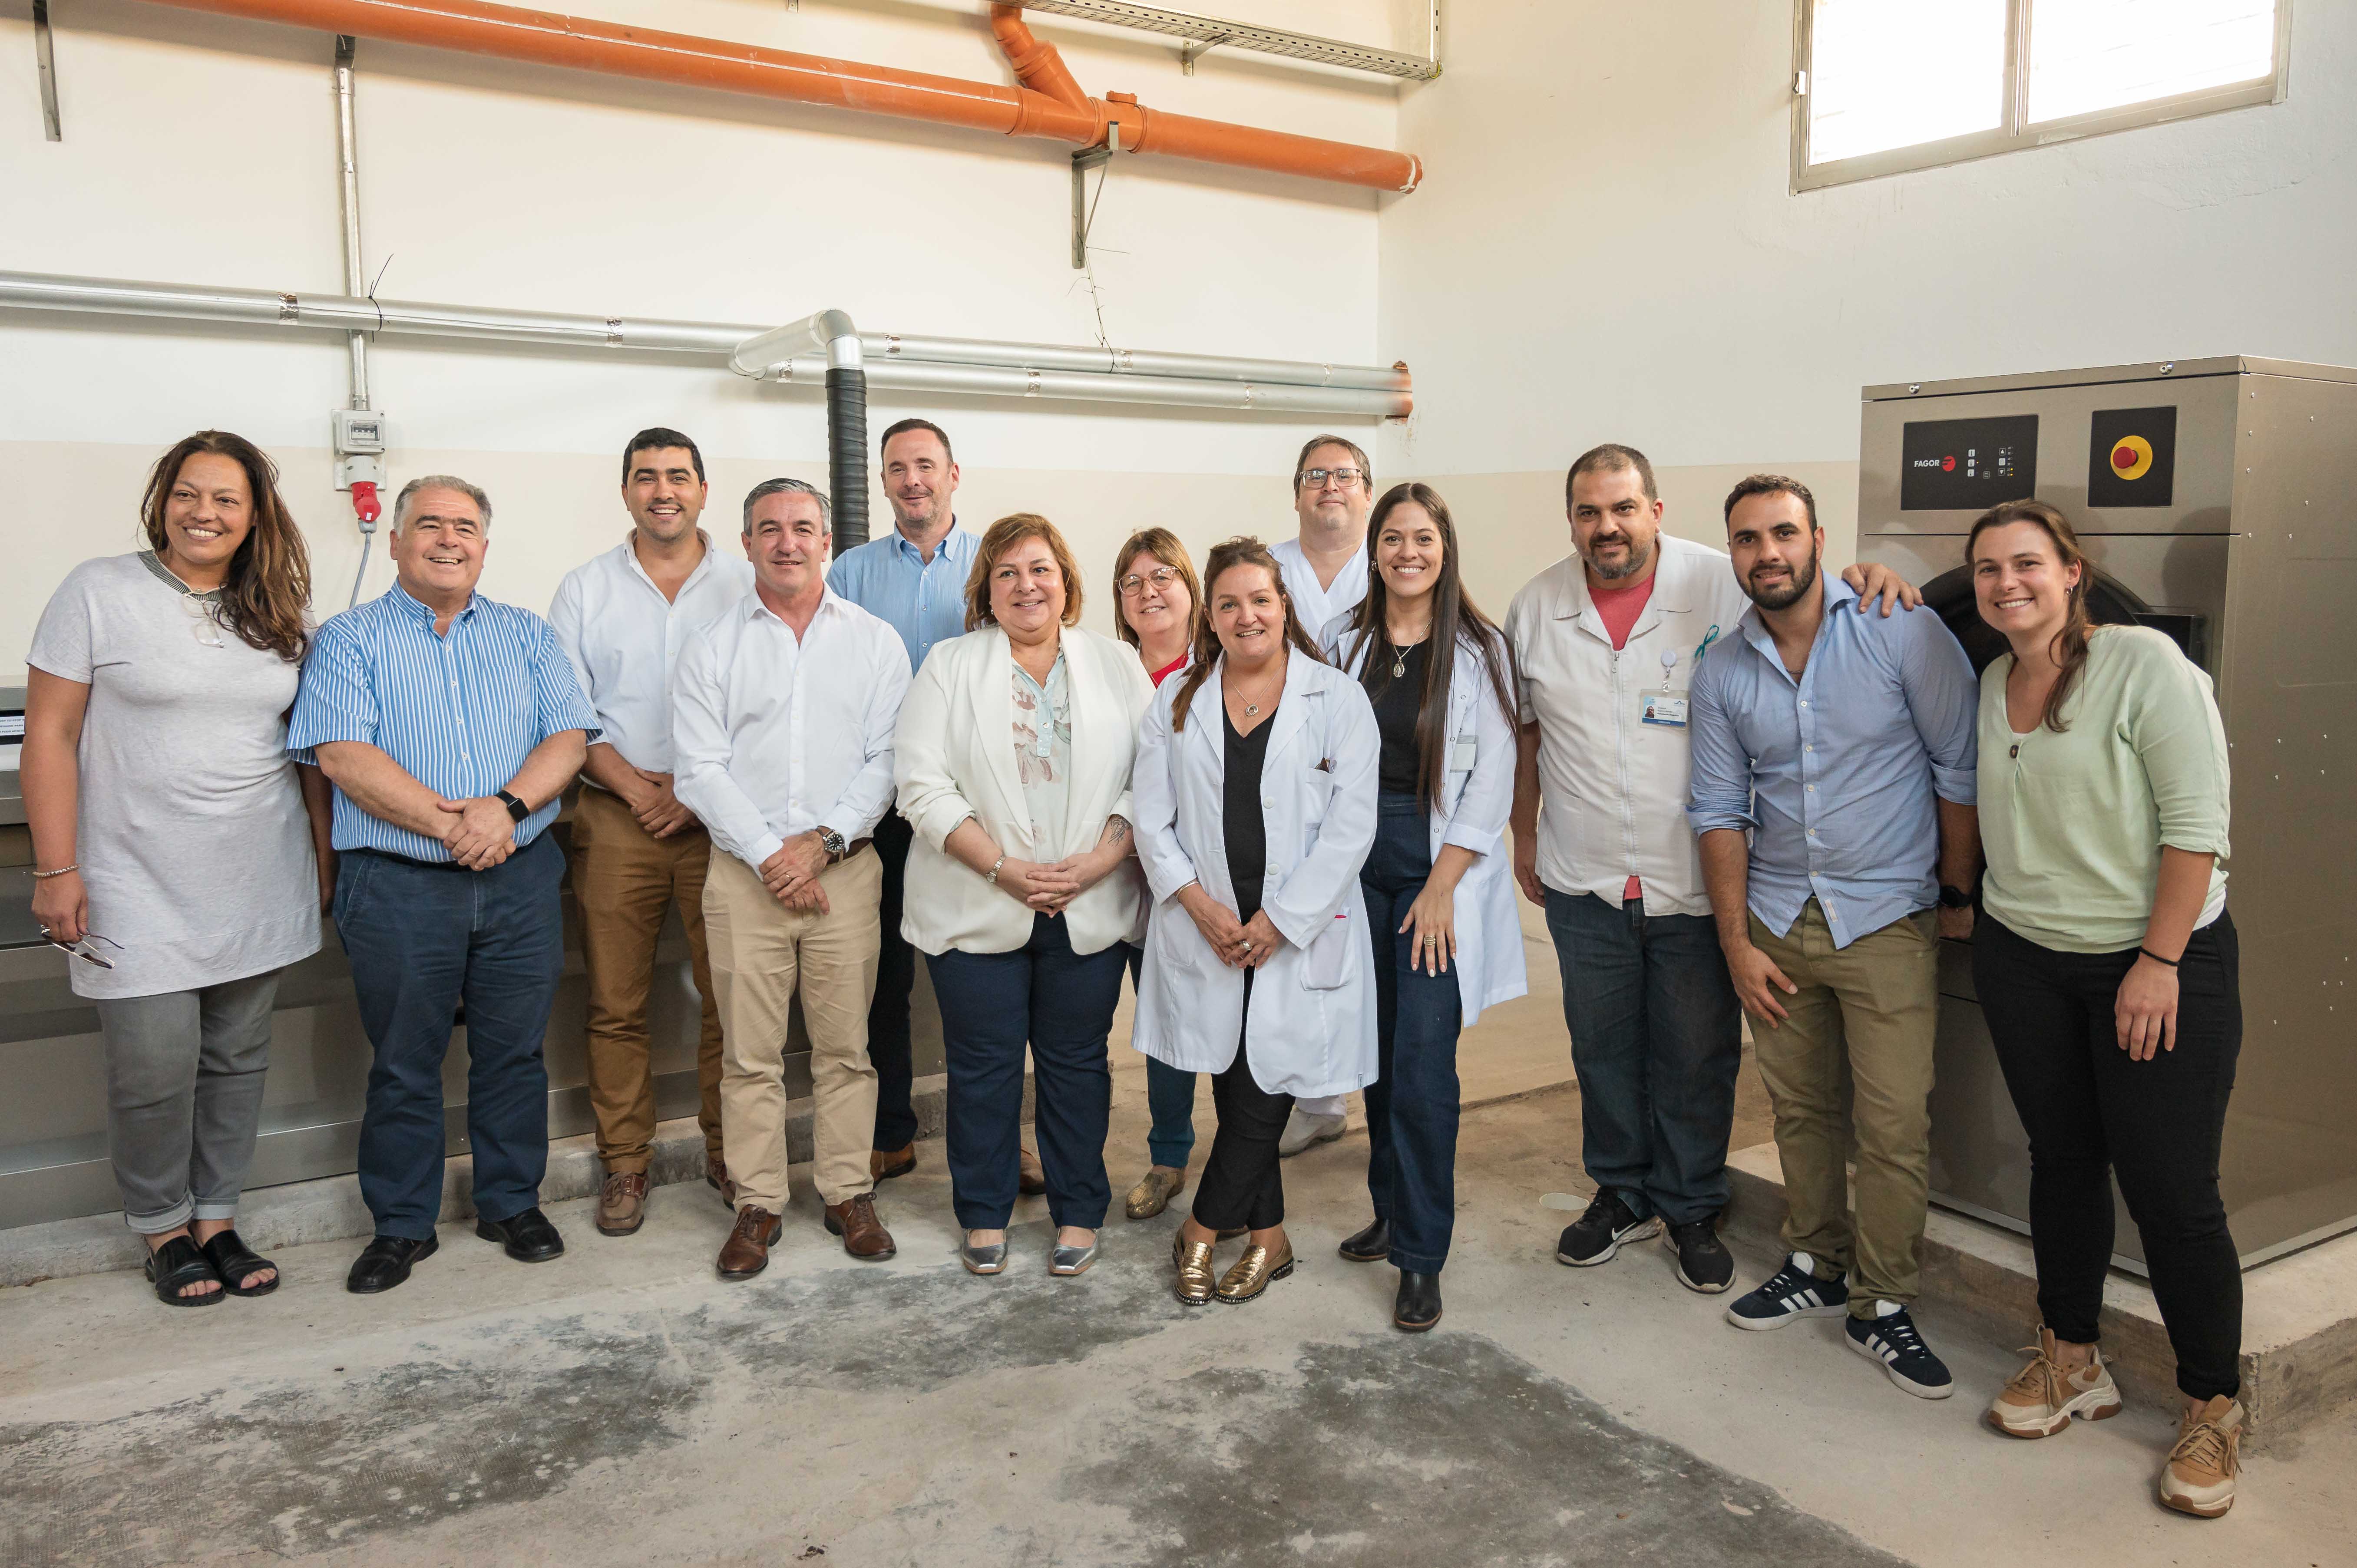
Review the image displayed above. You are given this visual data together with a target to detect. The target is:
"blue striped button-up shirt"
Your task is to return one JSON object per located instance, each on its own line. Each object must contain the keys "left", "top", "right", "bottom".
{"left": 288, "top": 583, "right": 600, "bottom": 861}
{"left": 826, "top": 522, "right": 979, "bottom": 673}
{"left": 1686, "top": 577, "right": 1978, "bottom": 949}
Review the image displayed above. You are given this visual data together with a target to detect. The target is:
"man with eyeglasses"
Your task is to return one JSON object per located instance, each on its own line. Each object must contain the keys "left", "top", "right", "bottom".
{"left": 289, "top": 475, "right": 598, "bottom": 1295}
{"left": 1269, "top": 433, "right": 1378, "bottom": 1156}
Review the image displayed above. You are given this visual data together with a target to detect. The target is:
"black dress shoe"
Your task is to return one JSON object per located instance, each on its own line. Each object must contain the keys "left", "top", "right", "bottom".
{"left": 1338, "top": 1216, "right": 1391, "bottom": 1263}
{"left": 347, "top": 1233, "right": 438, "bottom": 1294}
{"left": 476, "top": 1206, "right": 565, "bottom": 1263}
{"left": 1394, "top": 1270, "right": 1442, "bottom": 1332}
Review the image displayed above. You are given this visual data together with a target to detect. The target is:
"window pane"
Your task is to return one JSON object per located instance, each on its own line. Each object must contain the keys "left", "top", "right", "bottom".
{"left": 2030, "top": 0, "right": 2276, "bottom": 122}
{"left": 1808, "top": 0, "right": 2009, "bottom": 164}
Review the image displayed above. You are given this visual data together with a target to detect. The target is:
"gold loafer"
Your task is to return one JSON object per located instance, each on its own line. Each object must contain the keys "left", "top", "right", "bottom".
{"left": 1215, "top": 1238, "right": 1295, "bottom": 1304}
{"left": 1126, "top": 1167, "right": 1187, "bottom": 1221}
{"left": 1172, "top": 1233, "right": 1218, "bottom": 1305}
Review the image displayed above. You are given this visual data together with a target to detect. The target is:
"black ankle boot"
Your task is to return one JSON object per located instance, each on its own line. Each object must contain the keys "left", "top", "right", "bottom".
{"left": 1338, "top": 1216, "right": 1391, "bottom": 1262}
{"left": 1394, "top": 1270, "right": 1442, "bottom": 1332}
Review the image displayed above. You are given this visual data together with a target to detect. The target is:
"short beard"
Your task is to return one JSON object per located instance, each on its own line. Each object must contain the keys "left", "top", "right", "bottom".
{"left": 1584, "top": 536, "right": 1652, "bottom": 581}
{"left": 1745, "top": 547, "right": 1820, "bottom": 611}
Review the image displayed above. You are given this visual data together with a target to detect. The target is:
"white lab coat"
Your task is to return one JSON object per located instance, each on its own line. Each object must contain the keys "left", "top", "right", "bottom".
{"left": 1326, "top": 621, "right": 1529, "bottom": 1027}
{"left": 1131, "top": 650, "right": 1381, "bottom": 1098}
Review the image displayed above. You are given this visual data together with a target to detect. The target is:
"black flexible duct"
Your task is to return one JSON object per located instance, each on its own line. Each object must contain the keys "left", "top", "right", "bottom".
{"left": 827, "top": 364, "right": 869, "bottom": 550}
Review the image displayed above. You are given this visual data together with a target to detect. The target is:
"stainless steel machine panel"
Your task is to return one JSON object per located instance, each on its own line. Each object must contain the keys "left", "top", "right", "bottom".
{"left": 1861, "top": 358, "right": 2357, "bottom": 1271}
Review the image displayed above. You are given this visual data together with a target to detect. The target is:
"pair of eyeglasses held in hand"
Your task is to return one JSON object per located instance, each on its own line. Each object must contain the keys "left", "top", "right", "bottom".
{"left": 40, "top": 928, "right": 124, "bottom": 969}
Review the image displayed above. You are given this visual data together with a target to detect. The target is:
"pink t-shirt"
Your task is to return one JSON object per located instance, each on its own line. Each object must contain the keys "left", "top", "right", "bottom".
{"left": 1589, "top": 572, "right": 1655, "bottom": 902}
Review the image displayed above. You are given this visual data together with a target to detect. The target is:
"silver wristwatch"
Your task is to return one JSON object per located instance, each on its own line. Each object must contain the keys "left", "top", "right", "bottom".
{"left": 818, "top": 826, "right": 847, "bottom": 864}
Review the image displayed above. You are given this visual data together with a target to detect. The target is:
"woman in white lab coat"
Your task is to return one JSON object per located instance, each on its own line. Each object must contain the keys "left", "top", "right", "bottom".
{"left": 1133, "top": 536, "right": 1380, "bottom": 1306}
{"left": 1323, "top": 482, "right": 1525, "bottom": 1334}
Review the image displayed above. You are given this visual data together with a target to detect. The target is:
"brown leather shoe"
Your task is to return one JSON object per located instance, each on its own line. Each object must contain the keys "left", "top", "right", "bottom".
{"left": 824, "top": 1193, "right": 897, "bottom": 1260}
{"left": 595, "top": 1171, "right": 649, "bottom": 1237}
{"left": 870, "top": 1144, "right": 916, "bottom": 1182}
{"left": 717, "top": 1206, "right": 781, "bottom": 1279}
{"left": 1018, "top": 1145, "right": 1048, "bottom": 1197}
{"left": 707, "top": 1157, "right": 737, "bottom": 1212}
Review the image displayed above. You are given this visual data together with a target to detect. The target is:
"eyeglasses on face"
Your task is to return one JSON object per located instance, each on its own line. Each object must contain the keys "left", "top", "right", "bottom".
{"left": 1117, "top": 566, "right": 1182, "bottom": 597}
{"left": 1297, "top": 466, "right": 1365, "bottom": 490}
{"left": 42, "top": 929, "right": 125, "bottom": 969}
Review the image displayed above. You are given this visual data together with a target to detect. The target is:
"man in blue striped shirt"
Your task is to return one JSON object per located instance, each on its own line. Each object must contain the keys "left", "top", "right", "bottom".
{"left": 289, "top": 474, "right": 598, "bottom": 1295}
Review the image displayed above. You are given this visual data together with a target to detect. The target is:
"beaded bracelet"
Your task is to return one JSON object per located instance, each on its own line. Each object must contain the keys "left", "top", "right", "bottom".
{"left": 31, "top": 864, "right": 78, "bottom": 879}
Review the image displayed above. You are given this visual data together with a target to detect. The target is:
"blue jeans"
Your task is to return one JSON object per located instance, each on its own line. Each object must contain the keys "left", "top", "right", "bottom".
{"left": 927, "top": 914, "right": 1125, "bottom": 1230}
{"left": 1128, "top": 943, "right": 1198, "bottom": 1169}
{"left": 335, "top": 836, "right": 569, "bottom": 1241}
{"left": 1542, "top": 888, "right": 1742, "bottom": 1226}
{"left": 1362, "top": 793, "right": 1464, "bottom": 1273}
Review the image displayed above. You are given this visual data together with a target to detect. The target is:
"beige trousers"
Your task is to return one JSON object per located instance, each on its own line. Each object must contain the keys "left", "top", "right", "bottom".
{"left": 1748, "top": 900, "right": 1940, "bottom": 1315}
{"left": 702, "top": 845, "right": 883, "bottom": 1211}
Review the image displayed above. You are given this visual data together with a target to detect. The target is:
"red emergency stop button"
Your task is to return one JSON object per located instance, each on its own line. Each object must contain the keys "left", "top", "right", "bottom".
{"left": 2109, "top": 435, "right": 2153, "bottom": 480}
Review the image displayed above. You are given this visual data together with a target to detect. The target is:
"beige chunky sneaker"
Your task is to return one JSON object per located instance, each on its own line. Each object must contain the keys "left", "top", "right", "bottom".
{"left": 1987, "top": 1326, "right": 2122, "bottom": 1438}
{"left": 2159, "top": 1396, "right": 2243, "bottom": 1518}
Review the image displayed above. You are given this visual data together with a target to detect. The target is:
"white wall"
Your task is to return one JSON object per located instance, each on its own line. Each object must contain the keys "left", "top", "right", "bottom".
{"left": 1376, "top": 0, "right": 2357, "bottom": 605}
{"left": 0, "top": 0, "right": 1412, "bottom": 659}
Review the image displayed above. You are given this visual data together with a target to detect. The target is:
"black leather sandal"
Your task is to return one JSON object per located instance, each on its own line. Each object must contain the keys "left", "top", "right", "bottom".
{"left": 199, "top": 1228, "right": 280, "bottom": 1297}
{"left": 144, "top": 1235, "right": 224, "bottom": 1306}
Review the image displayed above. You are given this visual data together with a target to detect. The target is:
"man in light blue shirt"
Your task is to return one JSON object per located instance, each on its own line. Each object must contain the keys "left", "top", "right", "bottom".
{"left": 825, "top": 417, "right": 980, "bottom": 1183}
{"left": 1687, "top": 474, "right": 1977, "bottom": 1402}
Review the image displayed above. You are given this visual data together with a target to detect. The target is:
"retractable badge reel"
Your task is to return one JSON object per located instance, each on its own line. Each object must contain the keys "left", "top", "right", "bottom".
{"left": 1640, "top": 646, "right": 1689, "bottom": 729}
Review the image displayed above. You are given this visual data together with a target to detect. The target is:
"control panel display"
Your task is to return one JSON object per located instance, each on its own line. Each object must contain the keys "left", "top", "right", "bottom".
{"left": 1900, "top": 415, "right": 2039, "bottom": 511}
{"left": 2088, "top": 406, "right": 2177, "bottom": 508}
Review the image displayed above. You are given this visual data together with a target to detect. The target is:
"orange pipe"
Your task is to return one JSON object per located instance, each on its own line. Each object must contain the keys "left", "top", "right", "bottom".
{"left": 151, "top": 0, "right": 1420, "bottom": 192}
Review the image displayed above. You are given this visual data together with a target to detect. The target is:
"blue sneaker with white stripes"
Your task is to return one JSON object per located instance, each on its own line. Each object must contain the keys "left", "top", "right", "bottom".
{"left": 1726, "top": 1252, "right": 1849, "bottom": 1330}
{"left": 1845, "top": 1301, "right": 1955, "bottom": 1400}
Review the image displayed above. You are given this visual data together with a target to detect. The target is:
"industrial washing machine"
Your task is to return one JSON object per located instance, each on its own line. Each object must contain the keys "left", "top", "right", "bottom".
{"left": 1857, "top": 357, "right": 2357, "bottom": 1271}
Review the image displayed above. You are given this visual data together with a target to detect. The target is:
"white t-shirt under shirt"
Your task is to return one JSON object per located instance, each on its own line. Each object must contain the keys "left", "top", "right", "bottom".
{"left": 27, "top": 553, "right": 322, "bottom": 999}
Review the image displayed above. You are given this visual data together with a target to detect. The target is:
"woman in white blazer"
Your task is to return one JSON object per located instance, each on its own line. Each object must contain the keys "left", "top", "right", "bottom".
{"left": 894, "top": 514, "right": 1155, "bottom": 1279}
{"left": 1323, "top": 482, "right": 1526, "bottom": 1334}
{"left": 1133, "top": 536, "right": 1380, "bottom": 1306}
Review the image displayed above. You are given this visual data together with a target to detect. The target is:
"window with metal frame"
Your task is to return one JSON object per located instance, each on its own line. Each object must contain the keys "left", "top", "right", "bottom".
{"left": 1792, "top": 0, "right": 2290, "bottom": 191}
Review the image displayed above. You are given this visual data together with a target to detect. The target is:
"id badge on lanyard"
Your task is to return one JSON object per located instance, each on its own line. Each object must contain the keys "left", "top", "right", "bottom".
{"left": 1640, "top": 646, "right": 1688, "bottom": 728}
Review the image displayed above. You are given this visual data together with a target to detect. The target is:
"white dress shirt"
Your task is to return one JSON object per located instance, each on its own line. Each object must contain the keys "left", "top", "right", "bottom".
{"left": 1273, "top": 534, "right": 1368, "bottom": 643}
{"left": 1504, "top": 536, "right": 1752, "bottom": 917}
{"left": 672, "top": 586, "right": 911, "bottom": 871}
{"left": 549, "top": 532, "right": 753, "bottom": 774}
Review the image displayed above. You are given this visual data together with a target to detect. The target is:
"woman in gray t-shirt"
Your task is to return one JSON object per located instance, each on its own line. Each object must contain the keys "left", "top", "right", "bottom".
{"left": 23, "top": 431, "right": 331, "bottom": 1307}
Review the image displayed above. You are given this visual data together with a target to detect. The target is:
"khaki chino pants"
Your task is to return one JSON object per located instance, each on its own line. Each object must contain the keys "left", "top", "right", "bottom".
{"left": 703, "top": 845, "right": 883, "bottom": 1213}
{"left": 1748, "top": 899, "right": 1939, "bottom": 1316}
{"left": 571, "top": 785, "right": 726, "bottom": 1175}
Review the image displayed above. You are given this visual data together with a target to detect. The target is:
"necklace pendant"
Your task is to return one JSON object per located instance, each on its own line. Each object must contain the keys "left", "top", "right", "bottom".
{"left": 1244, "top": 701, "right": 1260, "bottom": 717}
{"left": 1392, "top": 650, "right": 1407, "bottom": 678}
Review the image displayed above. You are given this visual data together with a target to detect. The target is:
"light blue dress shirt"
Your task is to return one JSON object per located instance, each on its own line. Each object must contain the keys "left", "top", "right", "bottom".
{"left": 826, "top": 523, "right": 980, "bottom": 674}
{"left": 1686, "top": 576, "right": 1978, "bottom": 949}
{"left": 288, "top": 583, "right": 600, "bottom": 861}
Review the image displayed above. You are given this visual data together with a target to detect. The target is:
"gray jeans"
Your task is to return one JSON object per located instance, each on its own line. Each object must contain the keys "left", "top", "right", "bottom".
{"left": 95, "top": 970, "right": 280, "bottom": 1234}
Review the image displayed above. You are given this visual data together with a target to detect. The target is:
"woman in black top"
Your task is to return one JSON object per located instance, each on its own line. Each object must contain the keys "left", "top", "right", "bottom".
{"left": 1326, "top": 483, "right": 1522, "bottom": 1332}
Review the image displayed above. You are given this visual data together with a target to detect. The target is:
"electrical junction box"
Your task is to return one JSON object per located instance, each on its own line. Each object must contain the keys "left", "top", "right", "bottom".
{"left": 333, "top": 407, "right": 385, "bottom": 490}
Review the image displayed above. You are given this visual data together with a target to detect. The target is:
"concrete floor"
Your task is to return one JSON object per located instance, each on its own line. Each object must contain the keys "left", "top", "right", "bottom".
{"left": 6, "top": 932, "right": 2355, "bottom": 1566}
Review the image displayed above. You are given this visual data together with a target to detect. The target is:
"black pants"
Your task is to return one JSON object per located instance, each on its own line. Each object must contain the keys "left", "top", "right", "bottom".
{"left": 1973, "top": 912, "right": 2244, "bottom": 1400}
{"left": 1191, "top": 976, "right": 1294, "bottom": 1233}
{"left": 867, "top": 811, "right": 920, "bottom": 1151}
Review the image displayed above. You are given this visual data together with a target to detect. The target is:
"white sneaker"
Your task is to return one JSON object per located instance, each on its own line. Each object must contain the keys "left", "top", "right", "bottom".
{"left": 1278, "top": 1108, "right": 1346, "bottom": 1157}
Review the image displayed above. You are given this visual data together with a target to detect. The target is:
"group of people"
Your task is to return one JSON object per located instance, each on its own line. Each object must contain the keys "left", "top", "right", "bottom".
{"left": 23, "top": 416, "right": 2248, "bottom": 1519}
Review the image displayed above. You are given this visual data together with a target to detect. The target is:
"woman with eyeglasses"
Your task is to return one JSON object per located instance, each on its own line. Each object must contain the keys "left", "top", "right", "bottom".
{"left": 1107, "top": 528, "right": 1212, "bottom": 1223}
{"left": 1325, "top": 483, "right": 1525, "bottom": 1332}
{"left": 23, "top": 431, "right": 333, "bottom": 1306}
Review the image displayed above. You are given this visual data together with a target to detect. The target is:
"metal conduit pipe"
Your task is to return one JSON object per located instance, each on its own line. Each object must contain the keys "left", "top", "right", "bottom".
{"left": 0, "top": 271, "right": 1413, "bottom": 416}
{"left": 147, "top": 0, "right": 1421, "bottom": 192}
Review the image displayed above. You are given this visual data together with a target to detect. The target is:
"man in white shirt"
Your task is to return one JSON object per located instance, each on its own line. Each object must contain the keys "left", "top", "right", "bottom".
{"left": 674, "top": 479, "right": 912, "bottom": 1280}
{"left": 549, "top": 428, "right": 754, "bottom": 1238}
{"left": 1506, "top": 443, "right": 1918, "bottom": 1297}
{"left": 1269, "top": 433, "right": 1376, "bottom": 1155}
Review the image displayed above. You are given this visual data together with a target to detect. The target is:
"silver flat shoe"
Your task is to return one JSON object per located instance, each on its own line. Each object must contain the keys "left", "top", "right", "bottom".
{"left": 960, "top": 1239, "right": 1008, "bottom": 1275}
{"left": 1049, "top": 1240, "right": 1100, "bottom": 1277}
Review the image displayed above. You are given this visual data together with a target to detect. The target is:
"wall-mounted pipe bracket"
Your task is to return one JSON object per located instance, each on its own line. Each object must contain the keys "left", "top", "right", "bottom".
{"left": 33, "top": 0, "right": 63, "bottom": 141}
{"left": 1070, "top": 123, "right": 1118, "bottom": 270}
{"left": 1179, "top": 35, "right": 1227, "bottom": 76}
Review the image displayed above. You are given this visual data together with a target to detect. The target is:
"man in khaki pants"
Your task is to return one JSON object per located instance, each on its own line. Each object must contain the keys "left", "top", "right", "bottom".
{"left": 551, "top": 428, "right": 753, "bottom": 1235}
{"left": 674, "top": 478, "right": 912, "bottom": 1279}
{"left": 1687, "top": 476, "right": 1980, "bottom": 1401}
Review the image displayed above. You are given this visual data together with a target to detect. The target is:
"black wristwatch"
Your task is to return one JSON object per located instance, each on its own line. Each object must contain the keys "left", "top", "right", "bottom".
{"left": 496, "top": 789, "right": 531, "bottom": 823}
{"left": 1937, "top": 884, "right": 1974, "bottom": 911}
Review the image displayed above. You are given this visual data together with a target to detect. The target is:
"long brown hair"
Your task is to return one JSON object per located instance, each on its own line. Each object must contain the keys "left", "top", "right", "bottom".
{"left": 1109, "top": 527, "right": 1201, "bottom": 651}
{"left": 1170, "top": 536, "right": 1324, "bottom": 732}
{"left": 964, "top": 512, "right": 1084, "bottom": 631}
{"left": 140, "top": 431, "right": 311, "bottom": 662}
{"left": 1967, "top": 498, "right": 2091, "bottom": 733}
{"left": 1342, "top": 482, "right": 1517, "bottom": 811}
